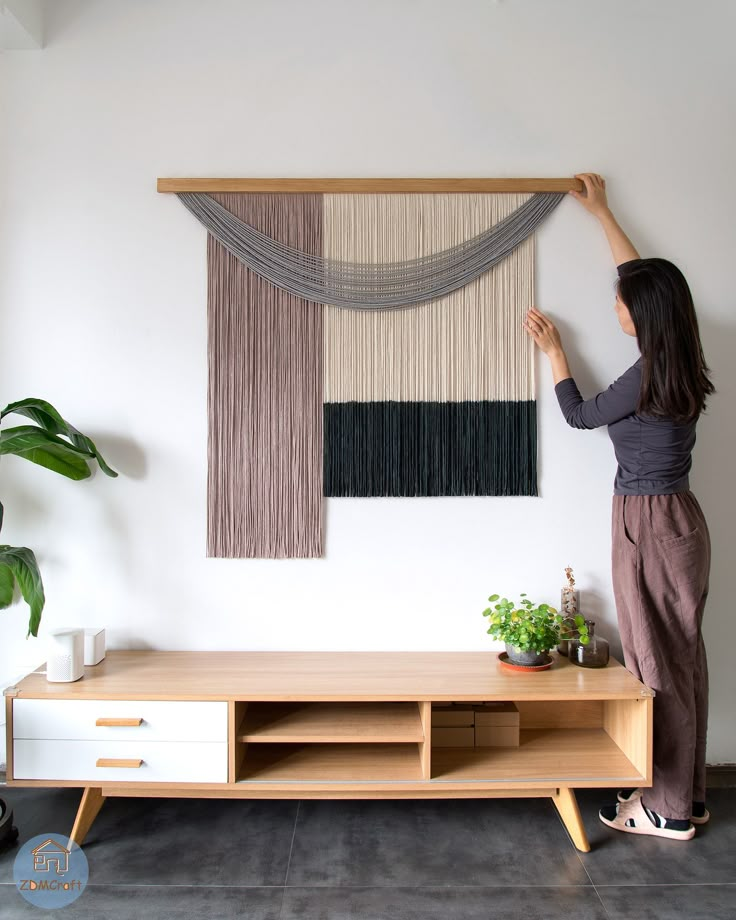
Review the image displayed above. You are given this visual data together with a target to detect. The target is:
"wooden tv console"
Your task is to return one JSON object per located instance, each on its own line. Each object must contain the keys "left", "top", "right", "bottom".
{"left": 4, "top": 651, "right": 653, "bottom": 853}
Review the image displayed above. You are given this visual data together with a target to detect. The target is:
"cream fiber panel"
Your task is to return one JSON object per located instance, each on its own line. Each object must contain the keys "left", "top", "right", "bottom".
{"left": 323, "top": 193, "right": 535, "bottom": 403}
{"left": 13, "top": 699, "right": 228, "bottom": 742}
{"left": 13, "top": 739, "right": 228, "bottom": 783}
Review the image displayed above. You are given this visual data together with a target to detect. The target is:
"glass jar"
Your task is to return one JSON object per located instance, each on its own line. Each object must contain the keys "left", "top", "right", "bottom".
{"left": 557, "top": 587, "right": 579, "bottom": 656}
{"left": 569, "top": 620, "right": 609, "bottom": 668}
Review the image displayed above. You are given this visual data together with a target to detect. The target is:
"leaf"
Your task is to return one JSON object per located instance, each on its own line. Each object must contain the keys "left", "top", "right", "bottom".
{"left": 67, "top": 428, "right": 118, "bottom": 478}
{"left": 2, "top": 397, "right": 70, "bottom": 429}
{"left": 2, "top": 399, "right": 94, "bottom": 453}
{"left": 0, "top": 562, "right": 13, "bottom": 607}
{"left": 482, "top": 608, "right": 491, "bottom": 617}
{"left": 1, "top": 398, "right": 117, "bottom": 478}
{"left": 488, "top": 594, "right": 500, "bottom": 602}
{"left": 0, "top": 426, "right": 92, "bottom": 480}
{"left": 0, "top": 545, "right": 45, "bottom": 637}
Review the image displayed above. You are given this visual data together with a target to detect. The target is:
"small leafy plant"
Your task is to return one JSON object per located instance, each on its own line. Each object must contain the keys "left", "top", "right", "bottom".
{"left": 559, "top": 615, "right": 590, "bottom": 646}
{"left": 482, "top": 593, "right": 590, "bottom": 653}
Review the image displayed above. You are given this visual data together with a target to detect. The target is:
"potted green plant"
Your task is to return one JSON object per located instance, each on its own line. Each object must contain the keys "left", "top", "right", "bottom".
{"left": 482, "top": 593, "right": 590, "bottom": 667}
{"left": 0, "top": 397, "right": 117, "bottom": 638}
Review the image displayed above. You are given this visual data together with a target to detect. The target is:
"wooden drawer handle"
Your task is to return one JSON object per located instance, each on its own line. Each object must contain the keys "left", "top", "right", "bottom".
{"left": 95, "top": 717, "right": 143, "bottom": 727}
{"left": 96, "top": 758, "right": 143, "bottom": 768}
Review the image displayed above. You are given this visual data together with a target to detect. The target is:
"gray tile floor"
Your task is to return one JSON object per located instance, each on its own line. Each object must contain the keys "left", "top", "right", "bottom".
{"left": 1, "top": 786, "right": 734, "bottom": 918}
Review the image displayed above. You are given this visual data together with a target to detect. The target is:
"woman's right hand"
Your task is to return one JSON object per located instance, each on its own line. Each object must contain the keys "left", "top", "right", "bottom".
{"left": 524, "top": 307, "right": 564, "bottom": 356}
{"left": 570, "top": 173, "right": 610, "bottom": 218}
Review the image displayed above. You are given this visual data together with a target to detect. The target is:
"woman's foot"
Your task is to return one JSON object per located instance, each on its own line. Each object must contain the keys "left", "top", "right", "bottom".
{"left": 617, "top": 788, "right": 710, "bottom": 825}
{"left": 691, "top": 801, "right": 710, "bottom": 825}
{"left": 600, "top": 796, "right": 695, "bottom": 840}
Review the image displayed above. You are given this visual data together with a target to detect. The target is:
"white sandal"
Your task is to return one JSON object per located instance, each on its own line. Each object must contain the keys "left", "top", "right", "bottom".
{"left": 617, "top": 788, "right": 710, "bottom": 825}
{"left": 600, "top": 796, "right": 695, "bottom": 840}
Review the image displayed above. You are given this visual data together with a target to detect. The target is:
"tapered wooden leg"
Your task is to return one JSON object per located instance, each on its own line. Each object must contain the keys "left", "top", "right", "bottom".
{"left": 69, "top": 787, "right": 106, "bottom": 846}
{"left": 552, "top": 787, "right": 590, "bottom": 852}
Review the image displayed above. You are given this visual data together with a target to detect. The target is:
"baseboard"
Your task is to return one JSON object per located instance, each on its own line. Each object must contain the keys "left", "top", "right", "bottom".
{"left": 705, "top": 765, "right": 736, "bottom": 788}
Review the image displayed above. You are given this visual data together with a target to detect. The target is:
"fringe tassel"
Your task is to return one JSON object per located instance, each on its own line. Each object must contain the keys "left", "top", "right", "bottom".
{"left": 207, "top": 193, "right": 323, "bottom": 558}
{"left": 323, "top": 193, "right": 537, "bottom": 500}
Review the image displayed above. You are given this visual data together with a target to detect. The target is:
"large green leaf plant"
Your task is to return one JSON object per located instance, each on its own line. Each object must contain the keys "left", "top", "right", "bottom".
{"left": 0, "top": 398, "right": 117, "bottom": 638}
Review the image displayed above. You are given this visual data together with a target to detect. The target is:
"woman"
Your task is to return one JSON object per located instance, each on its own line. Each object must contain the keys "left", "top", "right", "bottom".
{"left": 524, "top": 173, "right": 714, "bottom": 841}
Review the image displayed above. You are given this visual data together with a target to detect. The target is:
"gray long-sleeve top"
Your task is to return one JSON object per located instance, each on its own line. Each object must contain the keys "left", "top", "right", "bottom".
{"left": 555, "top": 358, "right": 696, "bottom": 495}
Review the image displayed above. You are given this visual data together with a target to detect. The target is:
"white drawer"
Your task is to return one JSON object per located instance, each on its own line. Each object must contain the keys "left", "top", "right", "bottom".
{"left": 13, "top": 739, "right": 228, "bottom": 783}
{"left": 13, "top": 699, "right": 228, "bottom": 742}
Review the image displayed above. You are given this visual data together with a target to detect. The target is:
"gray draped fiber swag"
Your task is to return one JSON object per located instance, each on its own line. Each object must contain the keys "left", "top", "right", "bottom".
{"left": 193, "top": 191, "right": 561, "bottom": 558}
{"left": 178, "top": 191, "right": 563, "bottom": 309}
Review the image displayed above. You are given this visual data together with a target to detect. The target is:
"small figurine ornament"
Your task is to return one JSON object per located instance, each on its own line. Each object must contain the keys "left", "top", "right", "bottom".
{"left": 561, "top": 566, "right": 578, "bottom": 617}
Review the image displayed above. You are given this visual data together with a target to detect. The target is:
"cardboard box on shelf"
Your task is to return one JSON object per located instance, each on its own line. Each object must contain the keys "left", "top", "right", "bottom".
{"left": 475, "top": 725, "right": 520, "bottom": 747}
{"left": 432, "top": 701, "right": 520, "bottom": 746}
{"left": 431, "top": 703, "right": 476, "bottom": 727}
{"left": 473, "top": 702, "right": 519, "bottom": 727}
{"left": 474, "top": 702, "right": 520, "bottom": 747}
{"left": 432, "top": 726, "right": 476, "bottom": 747}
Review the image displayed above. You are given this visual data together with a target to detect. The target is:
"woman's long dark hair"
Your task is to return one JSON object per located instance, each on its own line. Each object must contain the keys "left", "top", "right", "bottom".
{"left": 617, "top": 258, "right": 714, "bottom": 423}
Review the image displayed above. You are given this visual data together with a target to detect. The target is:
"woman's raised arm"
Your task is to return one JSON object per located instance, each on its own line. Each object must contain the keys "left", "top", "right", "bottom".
{"left": 570, "top": 173, "right": 640, "bottom": 266}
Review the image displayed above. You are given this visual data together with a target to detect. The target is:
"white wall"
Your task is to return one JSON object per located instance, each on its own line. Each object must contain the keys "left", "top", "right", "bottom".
{"left": 1, "top": 0, "right": 734, "bottom": 763}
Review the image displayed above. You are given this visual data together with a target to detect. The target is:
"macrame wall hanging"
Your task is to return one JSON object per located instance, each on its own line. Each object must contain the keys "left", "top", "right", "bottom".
{"left": 159, "top": 177, "right": 578, "bottom": 559}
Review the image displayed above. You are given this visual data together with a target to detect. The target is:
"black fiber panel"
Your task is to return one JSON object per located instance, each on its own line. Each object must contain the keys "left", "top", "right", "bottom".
{"left": 324, "top": 401, "right": 537, "bottom": 497}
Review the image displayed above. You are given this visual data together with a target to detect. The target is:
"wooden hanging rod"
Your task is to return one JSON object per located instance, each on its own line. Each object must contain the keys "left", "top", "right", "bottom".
{"left": 157, "top": 177, "right": 583, "bottom": 194}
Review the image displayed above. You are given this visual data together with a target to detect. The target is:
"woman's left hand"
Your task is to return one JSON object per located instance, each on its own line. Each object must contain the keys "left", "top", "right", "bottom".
{"left": 524, "top": 307, "right": 564, "bottom": 356}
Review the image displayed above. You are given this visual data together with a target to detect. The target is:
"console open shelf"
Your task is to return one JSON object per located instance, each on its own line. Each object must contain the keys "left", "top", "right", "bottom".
{"left": 238, "top": 742, "right": 424, "bottom": 782}
{"left": 431, "top": 729, "right": 646, "bottom": 785}
{"left": 236, "top": 701, "right": 424, "bottom": 743}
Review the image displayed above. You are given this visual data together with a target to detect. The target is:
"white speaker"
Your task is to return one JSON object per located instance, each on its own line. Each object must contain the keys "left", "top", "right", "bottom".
{"left": 84, "top": 628, "right": 106, "bottom": 666}
{"left": 46, "top": 628, "right": 85, "bottom": 683}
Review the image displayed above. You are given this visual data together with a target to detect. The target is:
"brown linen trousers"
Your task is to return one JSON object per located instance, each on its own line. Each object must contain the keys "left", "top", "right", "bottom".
{"left": 612, "top": 492, "right": 711, "bottom": 821}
